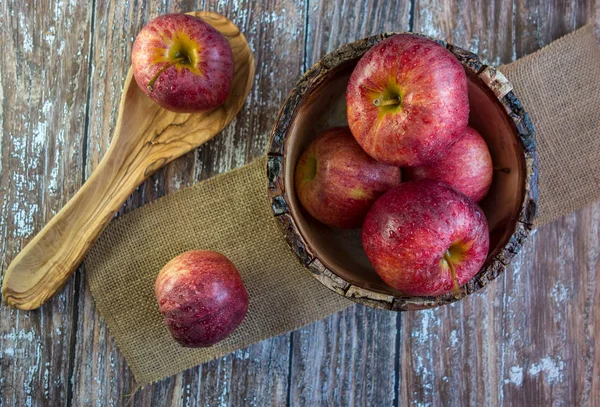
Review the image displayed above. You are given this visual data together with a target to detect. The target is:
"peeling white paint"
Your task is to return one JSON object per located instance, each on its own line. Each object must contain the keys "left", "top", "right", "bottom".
{"left": 19, "top": 12, "right": 34, "bottom": 53}
{"left": 9, "top": 128, "right": 40, "bottom": 236}
{"left": 57, "top": 40, "right": 66, "bottom": 56}
{"left": 528, "top": 357, "right": 565, "bottom": 384}
{"left": 44, "top": 27, "right": 56, "bottom": 48}
{"left": 2, "top": 327, "right": 36, "bottom": 342}
{"left": 171, "top": 173, "right": 183, "bottom": 190}
{"left": 43, "top": 366, "right": 50, "bottom": 399}
{"left": 449, "top": 329, "right": 459, "bottom": 347}
{"left": 235, "top": 348, "right": 251, "bottom": 361}
{"left": 551, "top": 281, "right": 569, "bottom": 307}
{"left": 33, "top": 122, "right": 47, "bottom": 149}
{"left": 491, "top": 55, "right": 502, "bottom": 67}
{"left": 506, "top": 365, "right": 523, "bottom": 386}
{"left": 409, "top": 309, "right": 438, "bottom": 401}
{"left": 53, "top": 0, "right": 63, "bottom": 21}
{"left": 504, "top": 357, "right": 566, "bottom": 389}
{"left": 183, "top": 383, "right": 192, "bottom": 407}
{"left": 469, "top": 37, "right": 480, "bottom": 54}
{"left": 23, "top": 342, "right": 42, "bottom": 407}
{"left": 11, "top": 191, "right": 39, "bottom": 238}
{"left": 417, "top": 7, "right": 444, "bottom": 39}
{"left": 48, "top": 165, "right": 59, "bottom": 196}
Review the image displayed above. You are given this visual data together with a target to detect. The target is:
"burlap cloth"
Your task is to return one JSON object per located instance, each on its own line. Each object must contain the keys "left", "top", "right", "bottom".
{"left": 84, "top": 24, "right": 600, "bottom": 385}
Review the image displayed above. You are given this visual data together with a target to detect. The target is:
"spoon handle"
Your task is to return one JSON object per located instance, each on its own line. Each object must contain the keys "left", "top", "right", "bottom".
{"left": 0, "top": 69, "right": 193, "bottom": 310}
{"left": 1, "top": 121, "right": 152, "bottom": 310}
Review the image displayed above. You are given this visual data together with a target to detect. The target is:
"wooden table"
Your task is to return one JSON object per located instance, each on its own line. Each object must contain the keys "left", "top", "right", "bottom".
{"left": 1, "top": 1, "right": 598, "bottom": 405}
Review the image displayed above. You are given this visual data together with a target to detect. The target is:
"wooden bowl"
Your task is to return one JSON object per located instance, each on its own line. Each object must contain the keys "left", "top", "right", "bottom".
{"left": 267, "top": 33, "right": 538, "bottom": 311}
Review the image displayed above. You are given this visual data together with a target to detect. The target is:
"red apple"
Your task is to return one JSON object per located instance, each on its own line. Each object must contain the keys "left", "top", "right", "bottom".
{"left": 295, "top": 127, "right": 401, "bottom": 229}
{"left": 362, "top": 180, "right": 489, "bottom": 296}
{"left": 132, "top": 13, "right": 234, "bottom": 113}
{"left": 346, "top": 34, "right": 469, "bottom": 167}
{"left": 155, "top": 250, "right": 248, "bottom": 347}
{"left": 405, "top": 126, "right": 493, "bottom": 202}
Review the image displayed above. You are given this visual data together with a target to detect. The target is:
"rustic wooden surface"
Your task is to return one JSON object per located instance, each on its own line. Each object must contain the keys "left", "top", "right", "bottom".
{"left": 0, "top": 0, "right": 598, "bottom": 406}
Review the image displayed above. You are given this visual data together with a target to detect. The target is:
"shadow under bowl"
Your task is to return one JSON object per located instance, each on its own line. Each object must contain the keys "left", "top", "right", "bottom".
{"left": 267, "top": 33, "right": 538, "bottom": 311}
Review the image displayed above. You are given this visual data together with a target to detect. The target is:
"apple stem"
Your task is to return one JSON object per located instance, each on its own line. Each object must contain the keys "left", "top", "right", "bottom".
{"left": 444, "top": 252, "right": 461, "bottom": 299}
{"left": 373, "top": 97, "right": 401, "bottom": 107}
{"left": 147, "top": 57, "right": 187, "bottom": 92}
{"left": 493, "top": 167, "right": 511, "bottom": 173}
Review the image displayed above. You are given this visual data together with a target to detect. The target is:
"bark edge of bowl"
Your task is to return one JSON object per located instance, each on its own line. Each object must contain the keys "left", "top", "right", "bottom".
{"left": 267, "top": 33, "right": 538, "bottom": 311}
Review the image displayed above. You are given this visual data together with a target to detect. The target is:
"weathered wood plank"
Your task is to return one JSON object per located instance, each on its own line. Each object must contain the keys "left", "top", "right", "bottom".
{"left": 290, "top": 306, "right": 400, "bottom": 406}
{"left": 305, "top": 0, "right": 413, "bottom": 69}
{"left": 514, "top": 0, "right": 594, "bottom": 59}
{"left": 414, "top": 0, "right": 515, "bottom": 65}
{"left": 503, "top": 3, "right": 597, "bottom": 405}
{"left": 0, "top": 0, "right": 93, "bottom": 405}
{"left": 71, "top": 0, "right": 306, "bottom": 404}
{"left": 193, "top": 336, "right": 291, "bottom": 407}
{"left": 70, "top": 0, "right": 180, "bottom": 402}
{"left": 574, "top": 204, "right": 600, "bottom": 407}
{"left": 503, "top": 3, "right": 597, "bottom": 406}
{"left": 285, "top": 3, "right": 411, "bottom": 406}
{"left": 401, "top": 1, "right": 599, "bottom": 406}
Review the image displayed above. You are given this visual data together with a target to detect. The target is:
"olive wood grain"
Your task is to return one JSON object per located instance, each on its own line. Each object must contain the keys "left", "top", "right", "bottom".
{"left": 1, "top": 11, "right": 254, "bottom": 310}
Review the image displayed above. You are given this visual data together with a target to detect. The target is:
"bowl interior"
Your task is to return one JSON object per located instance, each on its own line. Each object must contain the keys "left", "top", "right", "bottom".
{"left": 283, "top": 58, "right": 526, "bottom": 294}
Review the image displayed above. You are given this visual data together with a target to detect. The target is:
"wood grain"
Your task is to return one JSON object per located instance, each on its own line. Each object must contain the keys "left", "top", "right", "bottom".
{"left": 305, "top": 0, "right": 413, "bottom": 69}
{"left": 1, "top": 11, "right": 254, "bottom": 311}
{"left": 414, "top": 0, "right": 516, "bottom": 65}
{"left": 0, "top": 0, "right": 598, "bottom": 406}
{"left": 289, "top": 305, "right": 400, "bottom": 406}
{"left": 0, "top": 0, "right": 93, "bottom": 404}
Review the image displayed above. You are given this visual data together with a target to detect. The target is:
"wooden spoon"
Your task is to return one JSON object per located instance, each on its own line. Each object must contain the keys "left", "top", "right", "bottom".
{"left": 2, "top": 11, "right": 254, "bottom": 310}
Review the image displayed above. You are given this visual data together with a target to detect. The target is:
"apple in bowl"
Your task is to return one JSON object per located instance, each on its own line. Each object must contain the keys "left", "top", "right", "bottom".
{"left": 405, "top": 126, "right": 493, "bottom": 202}
{"left": 295, "top": 127, "right": 401, "bottom": 229}
{"left": 346, "top": 33, "right": 469, "bottom": 167}
{"left": 132, "top": 13, "right": 234, "bottom": 112}
{"left": 362, "top": 180, "right": 490, "bottom": 297}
